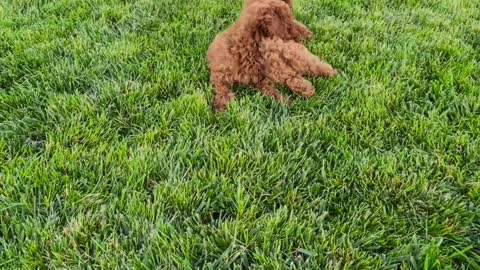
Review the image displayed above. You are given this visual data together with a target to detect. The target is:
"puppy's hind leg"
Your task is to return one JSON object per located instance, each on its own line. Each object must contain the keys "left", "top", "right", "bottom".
{"left": 265, "top": 61, "right": 316, "bottom": 97}
{"left": 284, "top": 76, "right": 316, "bottom": 98}
{"left": 257, "top": 79, "right": 287, "bottom": 103}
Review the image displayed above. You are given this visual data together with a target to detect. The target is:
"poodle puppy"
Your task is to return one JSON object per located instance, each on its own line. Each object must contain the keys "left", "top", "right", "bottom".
{"left": 207, "top": 0, "right": 337, "bottom": 112}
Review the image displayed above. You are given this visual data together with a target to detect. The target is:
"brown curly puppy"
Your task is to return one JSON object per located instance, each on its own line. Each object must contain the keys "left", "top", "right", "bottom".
{"left": 207, "top": 0, "right": 337, "bottom": 112}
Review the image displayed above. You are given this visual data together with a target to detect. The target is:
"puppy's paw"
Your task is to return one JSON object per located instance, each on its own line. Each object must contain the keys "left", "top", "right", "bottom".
{"left": 212, "top": 93, "right": 235, "bottom": 112}
{"left": 304, "top": 29, "right": 314, "bottom": 39}
{"left": 314, "top": 63, "right": 338, "bottom": 78}
{"left": 324, "top": 68, "right": 338, "bottom": 78}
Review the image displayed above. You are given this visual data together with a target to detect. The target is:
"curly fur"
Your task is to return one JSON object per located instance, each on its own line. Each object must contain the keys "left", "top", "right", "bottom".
{"left": 207, "top": 0, "right": 337, "bottom": 112}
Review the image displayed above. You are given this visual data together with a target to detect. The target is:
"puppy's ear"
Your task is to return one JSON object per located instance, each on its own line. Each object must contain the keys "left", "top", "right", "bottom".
{"left": 282, "top": 0, "right": 293, "bottom": 8}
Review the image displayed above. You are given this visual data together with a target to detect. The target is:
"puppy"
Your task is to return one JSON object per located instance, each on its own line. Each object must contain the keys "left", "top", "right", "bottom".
{"left": 207, "top": 0, "right": 336, "bottom": 112}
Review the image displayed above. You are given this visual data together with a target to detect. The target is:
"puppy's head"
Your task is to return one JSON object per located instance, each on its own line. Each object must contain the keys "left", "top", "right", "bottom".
{"left": 245, "top": 0, "right": 293, "bottom": 8}
{"left": 257, "top": 2, "right": 299, "bottom": 40}
{"left": 242, "top": 0, "right": 300, "bottom": 41}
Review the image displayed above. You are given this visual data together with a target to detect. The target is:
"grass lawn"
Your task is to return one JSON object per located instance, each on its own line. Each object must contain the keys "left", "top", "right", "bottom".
{"left": 1, "top": 0, "right": 480, "bottom": 268}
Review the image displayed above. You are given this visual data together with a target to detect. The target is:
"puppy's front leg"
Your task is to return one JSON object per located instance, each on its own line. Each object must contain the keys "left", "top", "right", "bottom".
{"left": 211, "top": 81, "right": 235, "bottom": 112}
{"left": 293, "top": 20, "right": 313, "bottom": 39}
{"left": 280, "top": 41, "right": 337, "bottom": 77}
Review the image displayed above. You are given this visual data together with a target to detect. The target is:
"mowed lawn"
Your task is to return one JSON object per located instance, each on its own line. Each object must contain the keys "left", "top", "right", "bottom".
{"left": 1, "top": 0, "right": 480, "bottom": 268}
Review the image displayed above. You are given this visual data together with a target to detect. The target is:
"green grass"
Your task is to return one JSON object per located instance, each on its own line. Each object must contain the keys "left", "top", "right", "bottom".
{"left": 1, "top": 0, "right": 479, "bottom": 268}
